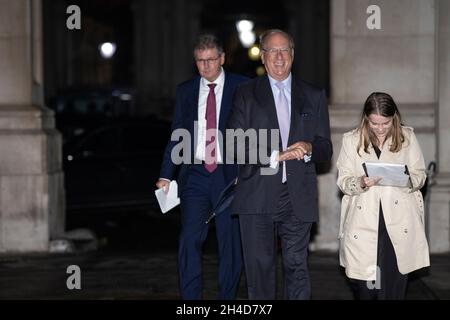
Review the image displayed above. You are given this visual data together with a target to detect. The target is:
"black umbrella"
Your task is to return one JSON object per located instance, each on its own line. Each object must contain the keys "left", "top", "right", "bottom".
{"left": 205, "top": 178, "right": 238, "bottom": 224}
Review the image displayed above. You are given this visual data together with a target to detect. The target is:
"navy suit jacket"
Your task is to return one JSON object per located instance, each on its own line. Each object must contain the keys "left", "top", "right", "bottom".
{"left": 227, "top": 75, "right": 333, "bottom": 222}
{"left": 159, "top": 72, "right": 248, "bottom": 195}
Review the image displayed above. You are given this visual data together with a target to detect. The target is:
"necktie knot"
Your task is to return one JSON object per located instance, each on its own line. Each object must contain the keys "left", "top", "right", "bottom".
{"left": 208, "top": 83, "right": 216, "bottom": 91}
{"left": 275, "top": 81, "right": 285, "bottom": 91}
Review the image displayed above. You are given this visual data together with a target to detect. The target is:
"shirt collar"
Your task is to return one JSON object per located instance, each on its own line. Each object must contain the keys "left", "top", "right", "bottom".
{"left": 201, "top": 67, "right": 225, "bottom": 88}
{"left": 268, "top": 73, "right": 292, "bottom": 92}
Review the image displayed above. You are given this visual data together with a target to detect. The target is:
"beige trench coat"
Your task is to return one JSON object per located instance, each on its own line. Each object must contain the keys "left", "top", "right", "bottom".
{"left": 336, "top": 127, "right": 430, "bottom": 281}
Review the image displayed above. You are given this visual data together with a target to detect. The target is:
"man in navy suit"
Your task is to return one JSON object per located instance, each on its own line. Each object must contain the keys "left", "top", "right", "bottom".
{"left": 227, "top": 29, "right": 332, "bottom": 299}
{"left": 156, "top": 34, "right": 247, "bottom": 299}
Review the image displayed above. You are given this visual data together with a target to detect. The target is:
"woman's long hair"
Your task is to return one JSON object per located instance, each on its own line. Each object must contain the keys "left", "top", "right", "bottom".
{"left": 357, "top": 92, "right": 405, "bottom": 156}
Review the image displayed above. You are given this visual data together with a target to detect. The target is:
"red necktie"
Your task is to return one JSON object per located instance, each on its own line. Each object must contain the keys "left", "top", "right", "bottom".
{"left": 205, "top": 83, "right": 217, "bottom": 173}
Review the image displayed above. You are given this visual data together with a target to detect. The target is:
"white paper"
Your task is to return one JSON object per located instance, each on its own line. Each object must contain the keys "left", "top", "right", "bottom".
{"left": 363, "top": 162, "right": 411, "bottom": 187}
{"left": 154, "top": 180, "right": 180, "bottom": 214}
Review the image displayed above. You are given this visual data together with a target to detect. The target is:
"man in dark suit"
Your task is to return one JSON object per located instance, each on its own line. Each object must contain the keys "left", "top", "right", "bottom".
{"left": 227, "top": 29, "right": 332, "bottom": 299}
{"left": 156, "top": 34, "right": 247, "bottom": 299}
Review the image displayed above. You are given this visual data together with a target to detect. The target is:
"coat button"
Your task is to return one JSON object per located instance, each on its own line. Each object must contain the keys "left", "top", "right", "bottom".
{"left": 357, "top": 206, "right": 362, "bottom": 210}
{"left": 394, "top": 200, "right": 399, "bottom": 204}
{"left": 404, "top": 229, "right": 408, "bottom": 233}
{"left": 354, "top": 235, "right": 358, "bottom": 239}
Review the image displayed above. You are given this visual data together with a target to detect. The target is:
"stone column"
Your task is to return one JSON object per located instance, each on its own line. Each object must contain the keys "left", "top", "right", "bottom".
{"left": 312, "top": 0, "right": 439, "bottom": 252}
{"left": 428, "top": 0, "right": 450, "bottom": 253}
{"left": 0, "top": 0, "right": 65, "bottom": 252}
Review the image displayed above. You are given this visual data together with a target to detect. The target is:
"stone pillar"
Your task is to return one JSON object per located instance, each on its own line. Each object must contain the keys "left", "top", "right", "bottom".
{"left": 133, "top": 0, "right": 201, "bottom": 118}
{"left": 312, "top": 0, "right": 439, "bottom": 251}
{"left": 0, "top": 0, "right": 65, "bottom": 252}
{"left": 428, "top": 0, "right": 450, "bottom": 253}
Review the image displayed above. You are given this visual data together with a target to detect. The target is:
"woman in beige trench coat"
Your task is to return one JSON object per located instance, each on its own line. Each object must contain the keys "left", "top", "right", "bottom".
{"left": 336, "top": 92, "right": 430, "bottom": 300}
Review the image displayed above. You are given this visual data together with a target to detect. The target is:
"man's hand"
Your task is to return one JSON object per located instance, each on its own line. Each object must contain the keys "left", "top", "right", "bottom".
{"left": 156, "top": 179, "right": 170, "bottom": 194}
{"left": 278, "top": 141, "right": 312, "bottom": 161}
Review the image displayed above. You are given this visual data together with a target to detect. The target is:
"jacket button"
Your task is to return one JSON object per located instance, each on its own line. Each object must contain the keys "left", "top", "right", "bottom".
{"left": 404, "top": 229, "right": 408, "bottom": 233}
{"left": 354, "top": 235, "right": 358, "bottom": 239}
{"left": 357, "top": 206, "right": 362, "bottom": 210}
{"left": 394, "top": 200, "right": 399, "bottom": 204}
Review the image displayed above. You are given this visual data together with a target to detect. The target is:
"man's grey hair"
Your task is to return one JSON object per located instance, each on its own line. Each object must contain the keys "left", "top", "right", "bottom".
{"left": 259, "top": 29, "right": 295, "bottom": 50}
{"left": 193, "top": 34, "right": 224, "bottom": 56}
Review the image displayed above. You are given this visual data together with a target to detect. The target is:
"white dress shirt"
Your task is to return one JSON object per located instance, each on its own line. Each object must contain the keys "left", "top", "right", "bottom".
{"left": 268, "top": 73, "right": 311, "bottom": 169}
{"left": 195, "top": 67, "right": 225, "bottom": 163}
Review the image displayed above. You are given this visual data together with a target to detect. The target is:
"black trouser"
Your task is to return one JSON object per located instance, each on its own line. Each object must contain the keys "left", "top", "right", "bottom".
{"left": 178, "top": 165, "right": 242, "bottom": 299}
{"left": 348, "top": 204, "right": 408, "bottom": 300}
{"left": 239, "top": 184, "right": 312, "bottom": 300}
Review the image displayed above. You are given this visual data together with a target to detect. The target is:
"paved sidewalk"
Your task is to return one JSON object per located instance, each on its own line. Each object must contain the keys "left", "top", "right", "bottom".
{"left": 1, "top": 209, "right": 448, "bottom": 300}
{"left": 0, "top": 250, "right": 448, "bottom": 300}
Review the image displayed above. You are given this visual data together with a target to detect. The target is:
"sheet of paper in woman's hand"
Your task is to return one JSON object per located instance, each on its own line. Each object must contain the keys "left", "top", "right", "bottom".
{"left": 155, "top": 180, "right": 180, "bottom": 214}
{"left": 362, "top": 162, "right": 411, "bottom": 187}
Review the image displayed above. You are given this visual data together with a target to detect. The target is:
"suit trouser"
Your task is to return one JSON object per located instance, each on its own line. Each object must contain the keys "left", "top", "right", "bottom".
{"left": 178, "top": 164, "right": 242, "bottom": 299}
{"left": 239, "top": 183, "right": 312, "bottom": 300}
{"left": 348, "top": 204, "right": 408, "bottom": 300}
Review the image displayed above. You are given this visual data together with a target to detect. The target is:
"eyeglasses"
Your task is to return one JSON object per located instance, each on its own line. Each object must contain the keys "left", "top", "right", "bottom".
{"left": 195, "top": 56, "right": 221, "bottom": 64}
{"left": 262, "top": 47, "right": 292, "bottom": 57}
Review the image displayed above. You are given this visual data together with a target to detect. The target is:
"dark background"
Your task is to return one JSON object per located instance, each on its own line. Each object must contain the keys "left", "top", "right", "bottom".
{"left": 41, "top": 0, "right": 330, "bottom": 250}
{"left": 43, "top": 0, "right": 329, "bottom": 119}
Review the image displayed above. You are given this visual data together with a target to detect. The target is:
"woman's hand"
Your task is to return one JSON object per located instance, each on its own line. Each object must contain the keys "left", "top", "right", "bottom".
{"left": 360, "top": 176, "right": 382, "bottom": 189}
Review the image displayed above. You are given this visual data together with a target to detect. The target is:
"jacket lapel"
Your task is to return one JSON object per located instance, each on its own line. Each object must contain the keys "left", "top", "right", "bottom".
{"left": 378, "top": 136, "right": 395, "bottom": 162}
{"left": 187, "top": 77, "right": 200, "bottom": 159}
{"left": 219, "top": 72, "right": 232, "bottom": 132}
{"left": 188, "top": 77, "right": 201, "bottom": 123}
{"left": 289, "top": 78, "right": 306, "bottom": 146}
{"left": 360, "top": 145, "right": 379, "bottom": 162}
{"left": 256, "top": 76, "right": 280, "bottom": 131}
{"left": 362, "top": 136, "right": 397, "bottom": 163}
{"left": 255, "top": 76, "right": 281, "bottom": 149}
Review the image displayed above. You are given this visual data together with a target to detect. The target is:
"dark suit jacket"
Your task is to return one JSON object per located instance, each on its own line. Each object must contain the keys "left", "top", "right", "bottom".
{"left": 159, "top": 72, "right": 248, "bottom": 195}
{"left": 227, "top": 75, "right": 332, "bottom": 222}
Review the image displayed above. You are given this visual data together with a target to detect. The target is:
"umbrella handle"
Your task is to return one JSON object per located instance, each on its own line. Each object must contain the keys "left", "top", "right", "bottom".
{"left": 205, "top": 212, "right": 216, "bottom": 224}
